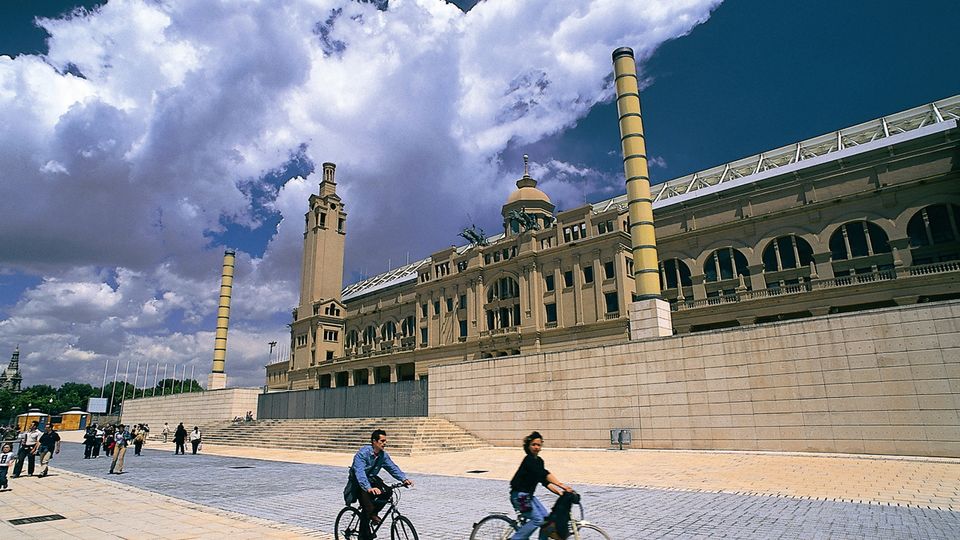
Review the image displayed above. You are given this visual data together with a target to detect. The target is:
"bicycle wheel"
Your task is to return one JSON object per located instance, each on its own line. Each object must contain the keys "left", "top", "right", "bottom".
{"left": 390, "top": 515, "right": 419, "bottom": 540}
{"left": 334, "top": 506, "right": 363, "bottom": 540}
{"left": 573, "top": 522, "right": 611, "bottom": 539}
{"left": 470, "top": 514, "right": 516, "bottom": 540}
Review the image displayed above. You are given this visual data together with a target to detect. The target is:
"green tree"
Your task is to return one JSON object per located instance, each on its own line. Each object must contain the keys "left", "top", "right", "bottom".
{"left": 152, "top": 378, "right": 203, "bottom": 395}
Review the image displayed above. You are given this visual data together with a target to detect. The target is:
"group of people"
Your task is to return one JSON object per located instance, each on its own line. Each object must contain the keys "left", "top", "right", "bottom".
{"left": 345, "top": 429, "right": 569, "bottom": 540}
{"left": 165, "top": 422, "right": 202, "bottom": 455}
{"left": 0, "top": 420, "right": 62, "bottom": 490}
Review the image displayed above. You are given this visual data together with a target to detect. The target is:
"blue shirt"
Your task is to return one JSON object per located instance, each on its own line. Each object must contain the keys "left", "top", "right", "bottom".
{"left": 351, "top": 445, "right": 406, "bottom": 491}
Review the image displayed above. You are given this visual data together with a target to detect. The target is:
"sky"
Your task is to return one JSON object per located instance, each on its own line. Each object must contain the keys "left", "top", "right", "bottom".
{"left": 1, "top": 0, "right": 958, "bottom": 389}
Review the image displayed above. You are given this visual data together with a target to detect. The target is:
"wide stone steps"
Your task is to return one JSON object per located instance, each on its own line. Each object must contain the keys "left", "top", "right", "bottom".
{"left": 153, "top": 417, "right": 488, "bottom": 455}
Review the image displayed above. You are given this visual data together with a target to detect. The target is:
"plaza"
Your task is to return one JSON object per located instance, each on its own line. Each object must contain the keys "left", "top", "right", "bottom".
{"left": 2, "top": 435, "right": 960, "bottom": 539}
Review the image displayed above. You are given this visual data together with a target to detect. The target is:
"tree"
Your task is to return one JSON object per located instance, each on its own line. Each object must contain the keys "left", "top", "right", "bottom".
{"left": 152, "top": 378, "right": 203, "bottom": 395}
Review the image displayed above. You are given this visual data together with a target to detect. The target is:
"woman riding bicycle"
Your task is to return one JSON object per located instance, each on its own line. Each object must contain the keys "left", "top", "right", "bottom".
{"left": 509, "top": 431, "right": 572, "bottom": 540}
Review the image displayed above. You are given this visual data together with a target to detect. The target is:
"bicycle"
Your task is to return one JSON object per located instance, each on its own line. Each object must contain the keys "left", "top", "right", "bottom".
{"left": 470, "top": 500, "right": 610, "bottom": 539}
{"left": 335, "top": 482, "right": 418, "bottom": 540}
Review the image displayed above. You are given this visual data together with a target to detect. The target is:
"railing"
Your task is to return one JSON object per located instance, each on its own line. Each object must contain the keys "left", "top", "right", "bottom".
{"left": 672, "top": 263, "right": 955, "bottom": 312}
{"left": 604, "top": 311, "right": 621, "bottom": 319}
{"left": 480, "top": 326, "right": 520, "bottom": 338}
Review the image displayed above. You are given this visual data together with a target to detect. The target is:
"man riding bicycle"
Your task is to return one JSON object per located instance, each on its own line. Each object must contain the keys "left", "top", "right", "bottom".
{"left": 343, "top": 429, "right": 414, "bottom": 539}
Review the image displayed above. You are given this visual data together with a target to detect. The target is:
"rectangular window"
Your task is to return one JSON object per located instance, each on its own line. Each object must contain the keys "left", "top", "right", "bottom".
{"left": 446, "top": 297, "right": 453, "bottom": 312}
{"left": 326, "top": 351, "right": 334, "bottom": 361}
{"left": 459, "top": 320, "right": 468, "bottom": 338}
{"left": 296, "top": 334, "right": 307, "bottom": 347}
{"left": 420, "top": 327, "right": 428, "bottom": 347}
{"left": 563, "top": 270, "right": 574, "bottom": 288}
{"left": 545, "top": 303, "right": 557, "bottom": 324}
{"left": 323, "top": 330, "right": 338, "bottom": 341}
{"left": 337, "top": 217, "right": 345, "bottom": 233}
{"left": 604, "top": 261, "right": 615, "bottom": 280}
{"left": 604, "top": 292, "right": 619, "bottom": 314}
{"left": 459, "top": 294, "right": 467, "bottom": 309}
{"left": 544, "top": 274, "right": 555, "bottom": 292}
{"left": 583, "top": 266, "right": 594, "bottom": 284}
{"left": 318, "top": 212, "right": 326, "bottom": 228}
{"left": 421, "top": 303, "right": 428, "bottom": 317}
{"left": 434, "top": 300, "right": 441, "bottom": 315}
{"left": 486, "top": 310, "right": 495, "bottom": 330}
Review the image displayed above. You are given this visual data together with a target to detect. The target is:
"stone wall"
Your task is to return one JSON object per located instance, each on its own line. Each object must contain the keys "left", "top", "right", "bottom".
{"left": 121, "top": 388, "right": 261, "bottom": 430}
{"left": 428, "top": 300, "right": 960, "bottom": 457}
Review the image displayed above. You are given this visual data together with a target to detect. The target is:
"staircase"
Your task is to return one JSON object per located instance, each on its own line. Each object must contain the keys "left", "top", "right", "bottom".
{"left": 164, "top": 417, "right": 488, "bottom": 455}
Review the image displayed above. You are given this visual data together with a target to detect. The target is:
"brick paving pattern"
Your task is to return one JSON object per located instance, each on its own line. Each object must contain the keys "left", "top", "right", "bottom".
{"left": 46, "top": 441, "right": 960, "bottom": 539}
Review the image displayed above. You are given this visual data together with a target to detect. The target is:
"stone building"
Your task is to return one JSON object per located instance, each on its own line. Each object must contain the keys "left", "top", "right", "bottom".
{"left": 267, "top": 94, "right": 960, "bottom": 391}
{"left": 0, "top": 346, "right": 23, "bottom": 393}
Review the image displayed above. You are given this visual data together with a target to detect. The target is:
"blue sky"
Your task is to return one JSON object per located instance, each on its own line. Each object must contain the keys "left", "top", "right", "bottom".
{"left": 1, "top": 0, "right": 957, "bottom": 388}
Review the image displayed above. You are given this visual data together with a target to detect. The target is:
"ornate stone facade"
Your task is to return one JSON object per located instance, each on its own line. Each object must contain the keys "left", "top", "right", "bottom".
{"left": 0, "top": 346, "right": 23, "bottom": 393}
{"left": 268, "top": 95, "right": 960, "bottom": 391}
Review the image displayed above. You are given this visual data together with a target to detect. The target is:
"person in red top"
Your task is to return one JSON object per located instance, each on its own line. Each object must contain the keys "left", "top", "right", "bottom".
{"left": 508, "top": 431, "right": 571, "bottom": 540}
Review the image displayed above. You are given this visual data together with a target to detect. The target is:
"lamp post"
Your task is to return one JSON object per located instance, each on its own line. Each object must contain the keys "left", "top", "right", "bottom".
{"left": 268, "top": 341, "right": 277, "bottom": 363}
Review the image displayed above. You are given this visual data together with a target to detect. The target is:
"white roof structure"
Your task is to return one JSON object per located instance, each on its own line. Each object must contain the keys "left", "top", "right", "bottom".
{"left": 342, "top": 95, "right": 960, "bottom": 301}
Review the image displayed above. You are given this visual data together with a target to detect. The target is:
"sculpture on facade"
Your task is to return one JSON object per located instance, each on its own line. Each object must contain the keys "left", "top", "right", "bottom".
{"left": 459, "top": 224, "right": 489, "bottom": 247}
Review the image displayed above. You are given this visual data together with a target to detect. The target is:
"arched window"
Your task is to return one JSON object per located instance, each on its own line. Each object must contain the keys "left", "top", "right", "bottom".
{"left": 762, "top": 235, "right": 815, "bottom": 272}
{"left": 908, "top": 204, "right": 960, "bottom": 248}
{"left": 363, "top": 325, "right": 377, "bottom": 345}
{"left": 487, "top": 277, "right": 519, "bottom": 302}
{"left": 659, "top": 258, "right": 692, "bottom": 290}
{"left": 401, "top": 316, "right": 415, "bottom": 337}
{"left": 829, "top": 221, "right": 891, "bottom": 260}
{"left": 703, "top": 247, "right": 750, "bottom": 283}
{"left": 345, "top": 329, "right": 358, "bottom": 348}
{"left": 382, "top": 321, "right": 396, "bottom": 341}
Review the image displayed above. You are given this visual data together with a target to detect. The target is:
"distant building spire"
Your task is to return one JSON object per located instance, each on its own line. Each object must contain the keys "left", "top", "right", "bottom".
{"left": 0, "top": 345, "right": 23, "bottom": 393}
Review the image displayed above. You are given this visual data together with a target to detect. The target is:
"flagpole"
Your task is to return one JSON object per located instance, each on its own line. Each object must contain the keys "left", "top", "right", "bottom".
{"left": 153, "top": 362, "right": 160, "bottom": 397}
{"left": 161, "top": 364, "right": 168, "bottom": 396}
{"left": 100, "top": 358, "right": 109, "bottom": 398}
{"left": 109, "top": 359, "right": 120, "bottom": 414}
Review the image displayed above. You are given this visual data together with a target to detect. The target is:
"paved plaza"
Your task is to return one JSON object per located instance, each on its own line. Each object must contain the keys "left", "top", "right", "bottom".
{"left": 2, "top": 438, "right": 960, "bottom": 538}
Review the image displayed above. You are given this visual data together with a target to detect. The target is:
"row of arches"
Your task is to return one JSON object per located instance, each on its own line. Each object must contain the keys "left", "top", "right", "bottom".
{"left": 659, "top": 204, "right": 960, "bottom": 291}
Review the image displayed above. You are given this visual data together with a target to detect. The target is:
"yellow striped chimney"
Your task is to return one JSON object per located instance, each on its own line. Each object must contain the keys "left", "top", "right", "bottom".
{"left": 208, "top": 249, "right": 235, "bottom": 389}
{"left": 613, "top": 47, "right": 661, "bottom": 299}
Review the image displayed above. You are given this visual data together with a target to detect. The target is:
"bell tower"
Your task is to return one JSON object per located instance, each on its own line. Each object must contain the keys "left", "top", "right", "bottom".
{"left": 290, "top": 163, "right": 347, "bottom": 382}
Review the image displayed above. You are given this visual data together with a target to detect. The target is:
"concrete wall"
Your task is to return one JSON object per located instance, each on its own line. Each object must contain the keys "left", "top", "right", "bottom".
{"left": 121, "top": 388, "right": 261, "bottom": 430}
{"left": 428, "top": 300, "right": 960, "bottom": 457}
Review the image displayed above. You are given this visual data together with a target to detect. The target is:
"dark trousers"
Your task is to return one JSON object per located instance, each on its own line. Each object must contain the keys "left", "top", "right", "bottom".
{"left": 84, "top": 442, "right": 95, "bottom": 458}
{"left": 134, "top": 441, "right": 143, "bottom": 455}
{"left": 92, "top": 439, "right": 101, "bottom": 457}
{"left": 13, "top": 447, "right": 35, "bottom": 476}
{"left": 191, "top": 439, "right": 200, "bottom": 454}
{"left": 175, "top": 441, "right": 185, "bottom": 454}
{"left": 353, "top": 477, "right": 390, "bottom": 539}
{"left": 0, "top": 466, "right": 7, "bottom": 488}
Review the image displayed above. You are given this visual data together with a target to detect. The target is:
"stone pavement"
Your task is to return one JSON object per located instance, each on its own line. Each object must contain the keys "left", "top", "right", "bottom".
{"left": 3, "top": 435, "right": 958, "bottom": 539}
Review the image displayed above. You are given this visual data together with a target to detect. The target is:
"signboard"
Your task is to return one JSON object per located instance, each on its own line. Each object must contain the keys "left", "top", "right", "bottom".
{"left": 87, "top": 397, "right": 108, "bottom": 414}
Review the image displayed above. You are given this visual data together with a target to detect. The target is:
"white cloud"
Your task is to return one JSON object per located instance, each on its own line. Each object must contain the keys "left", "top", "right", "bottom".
{"left": 0, "top": 0, "right": 720, "bottom": 387}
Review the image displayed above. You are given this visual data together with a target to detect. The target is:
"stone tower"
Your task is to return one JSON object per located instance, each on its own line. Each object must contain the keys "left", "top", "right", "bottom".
{"left": 0, "top": 346, "right": 23, "bottom": 393}
{"left": 289, "top": 163, "right": 347, "bottom": 383}
{"left": 208, "top": 249, "right": 235, "bottom": 390}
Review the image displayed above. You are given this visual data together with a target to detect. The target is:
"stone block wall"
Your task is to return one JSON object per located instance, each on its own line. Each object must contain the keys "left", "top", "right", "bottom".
{"left": 120, "top": 388, "right": 261, "bottom": 430}
{"left": 428, "top": 300, "right": 960, "bottom": 457}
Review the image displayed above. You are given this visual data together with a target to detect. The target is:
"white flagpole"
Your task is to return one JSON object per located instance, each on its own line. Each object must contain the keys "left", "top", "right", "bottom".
{"left": 109, "top": 359, "right": 120, "bottom": 413}
{"left": 190, "top": 365, "right": 196, "bottom": 392}
{"left": 133, "top": 361, "right": 141, "bottom": 399}
{"left": 161, "top": 364, "right": 168, "bottom": 396}
{"left": 179, "top": 365, "right": 186, "bottom": 393}
{"left": 153, "top": 362, "right": 160, "bottom": 397}
{"left": 100, "top": 358, "right": 109, "bottom": 398}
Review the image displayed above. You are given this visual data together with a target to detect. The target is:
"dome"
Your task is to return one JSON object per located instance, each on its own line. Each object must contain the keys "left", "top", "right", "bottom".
{"left": 507, "top": 185, "right": 551, "bottom": 204}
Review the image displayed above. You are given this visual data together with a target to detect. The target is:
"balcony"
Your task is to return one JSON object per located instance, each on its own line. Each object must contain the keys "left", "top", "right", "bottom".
{"left": 480, "top": 326, "right": 521, "bottom": 338}
{"left": 671, "top": 262, "right": 958, "bottom": 312}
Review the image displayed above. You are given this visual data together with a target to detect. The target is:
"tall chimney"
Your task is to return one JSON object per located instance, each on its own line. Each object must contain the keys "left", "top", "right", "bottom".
{"left": 208, "top": 249, "right": 235, "bottom": 389}
{"left": 613, "top": 47, "right": 672, "bottom": 339}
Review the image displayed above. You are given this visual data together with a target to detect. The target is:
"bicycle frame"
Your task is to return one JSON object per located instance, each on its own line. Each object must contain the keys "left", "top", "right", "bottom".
{"left": 367, "top": 482, "right": 407, "bottom": 535}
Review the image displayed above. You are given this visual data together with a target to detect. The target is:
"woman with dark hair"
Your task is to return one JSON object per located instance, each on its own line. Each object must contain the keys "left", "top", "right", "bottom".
{"left": 508, "top": 431, "right": 571, "bottom": 539}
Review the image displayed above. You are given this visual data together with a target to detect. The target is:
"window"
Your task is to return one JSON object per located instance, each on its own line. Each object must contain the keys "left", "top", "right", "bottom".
{"left": 296, "top": 334, "right": 307, "bottom": 347}
{"left": 907, "top": 204, "right": 960, "bottom": 264}
{"left": 323, "top": 329, "right": 338, "bottom": 342}
{"left": 446, "top": 297, "right": 453, "bottom": 312}
{"left": 402, "top": 316, "right": 415, "bottom": 337}
{"left": 544, "top": 274, "right": 555, "bottom": 292}
{"left": 540, "top": 237, "right": 554, "bottom": 250}
{"left": 313, "top": 304, "right": 321, "bottom": 316}
{"left": 326, "top": 351, "right": 334, "bottom": 361}
{"left": 363, "top": 325, "right": 376, "bottom": 345}
{"left": 346, "top": 329, "right": 358, "bottom": 348}
{"left": 703, "top": 247, "right": 750, "bottom": 283}
{"left": 459, "top": 320, "right": 468, "bottom": 338}
{"left": 563, "top": 270, "right": 574, "bottom": 288}
{"left": 604, "top": 292, "right": 619, "bottom": 314}
{"left": 459, "top": 294, "right": 467, "bottom": 309}
{"left": 435, "top": 262, "right": 450, "bottom": 277}
{"left": 597, "top": 220, "right": 614, "bottom": 234}
{"left": 545, "top": 303, "right": 557, "bottom": 324}
{"left": 762, "top": 236, "right": 814, "bottom": 272}
{"left": 421, "top": 303, "right": 428, "bottom": 317}
{"left": 487, "top": 277, "right": 520, "bottom": 302}
{"left": 420, "top": 327, "right": 428, "bottom": 347}
{"left": 562, "top": 222, "right": 587, "bottom": 242}
{"left": 337, "top": 217, "right": 345, "bottom": 233}
{"left": 318, "top": 212, "right": 326, "bottom": 228}
{"left": 419, "top": 273, "right": 431, "bottom": 283}
{"left": 457, "top": 260, "right": 468, "bottom": 272}
{"left": 659, "top": 259, "right": 693, "bottom": 289}
{"left": 583, "top": 266, "right": 594, "bottom": 284}
{"left": 603, "top": 261, "right": 615, "bottom": 280}
{"left": 626, "top": 258, "right": 633, "bottom": 277}
{"left": 382, "top": 321, "right": 396, "bottom": 341}
{"left": 829, "top": 221, "right": 891, "bottom": 260}
{"left": 433, "top": 300, "right": 441, "bottom": 315}
{"left": 324, "top": 304, "right": 341, "bottom": 316}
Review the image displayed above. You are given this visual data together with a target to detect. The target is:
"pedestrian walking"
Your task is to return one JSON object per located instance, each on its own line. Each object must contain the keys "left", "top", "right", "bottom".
{"left": 133, "top": 425, "right": 146, "bottom": 456}
{"left": 0, "top": 442, "right": 14, "bottom": 491}
{"left": 190, "top": 426, "right": 202, "bottom": 454}
{"left": 109, "top": 424, "right": 130, "bottom": 474}
{"left": 83, "top": 425, "right": 97, "bottom": 458}
{"left": 36, "top": 424, "right": 61, "bottom": 477}
{"left": 92, "top": 424, "right": 104, "bottom": 458}
{"left": 173, "top": 423, "right": 187, "bottom": 455}
{"left": 12, "top": 421, "right": 41, "bottom": 478}
{"left": 161, "top": 422, "right": 170, "bottom": 443}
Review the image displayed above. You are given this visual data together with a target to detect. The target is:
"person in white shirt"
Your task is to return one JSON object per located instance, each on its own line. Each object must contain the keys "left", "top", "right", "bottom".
{"left": 0, "top": 442, "right": 14, "bottom": 490}
{"left": 161, "top": 423, "right": 171, "bottom": 443}
{"left": 12, "top": 421, "right": 41, "bottom": 478}
{"left": 189, "top": 426, "right": 202, "bottom": 454}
